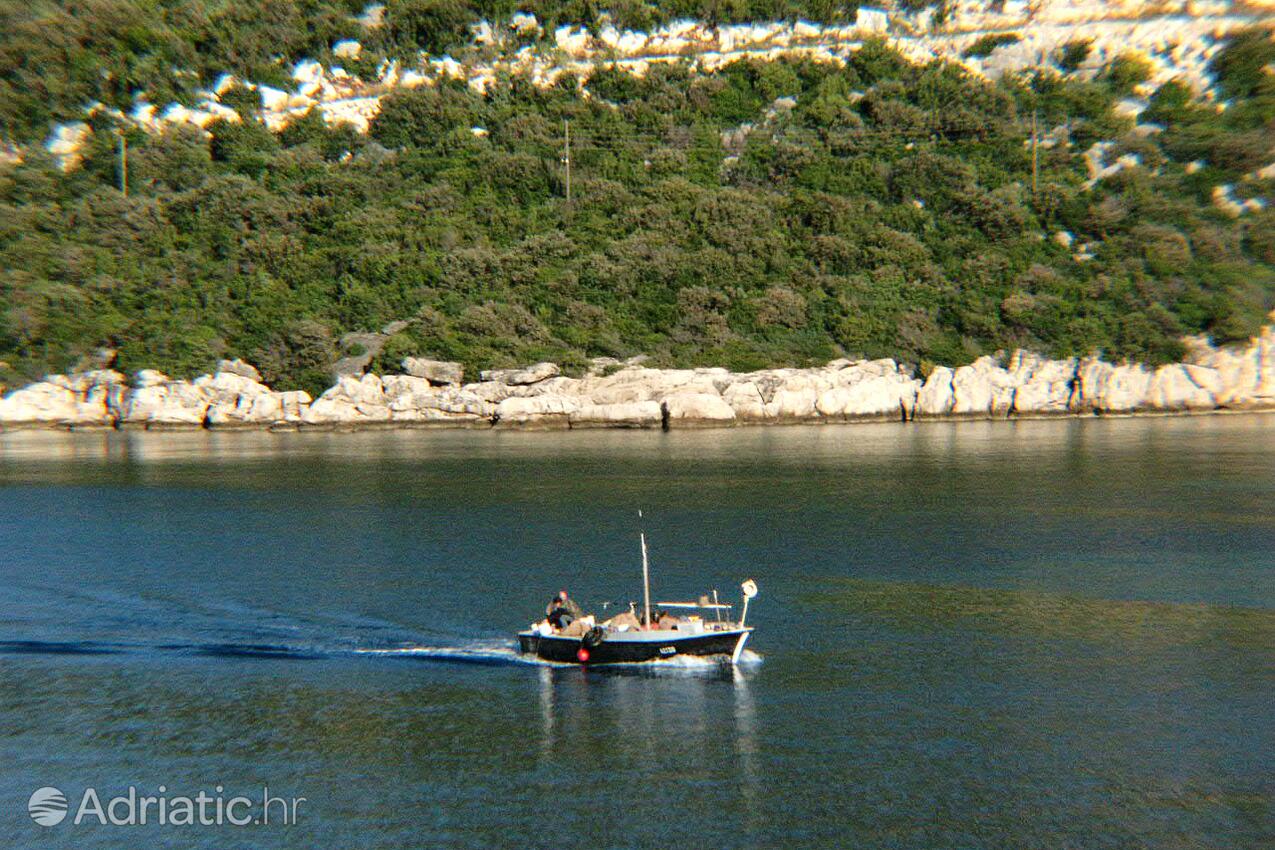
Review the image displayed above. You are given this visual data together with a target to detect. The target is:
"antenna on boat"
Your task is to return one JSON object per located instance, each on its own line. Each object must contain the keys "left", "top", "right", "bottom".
{"left": 639, "top": 509, "right": 652, "bottom": 628}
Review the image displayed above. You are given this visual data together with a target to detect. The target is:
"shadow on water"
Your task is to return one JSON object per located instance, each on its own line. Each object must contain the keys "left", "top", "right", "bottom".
{"left": 0, "top": 639, "right": 127, "bottom": 656}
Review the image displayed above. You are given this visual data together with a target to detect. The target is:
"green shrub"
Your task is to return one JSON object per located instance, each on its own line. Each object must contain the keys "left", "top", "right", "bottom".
{"left": 963, "top": 33, "right": 1021, "bottom": 60}
{"left": 1209, "top": 27, "right": 1275, "bottom": 101}
{"left": 1057, "top": 39, "right": 1092, "bottom": 73}
{"left": 1102, "top": 53, "right": 1154, "bottom": 96}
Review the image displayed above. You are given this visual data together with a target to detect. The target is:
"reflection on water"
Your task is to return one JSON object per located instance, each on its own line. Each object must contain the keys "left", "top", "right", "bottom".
{"left": 532, "top": 661, "right": 765, "bottom": 840}
{"left": 536, "top": 660, "right": 763, "bottom": 756}
{"left": 537, "top": 665, "right": 555, "bottom": 766}
{"left": 3, "top": 411, "right": 1275, "bottom": 469}
{"left": 731, "top": 667, "right": 762, "bottom": 838}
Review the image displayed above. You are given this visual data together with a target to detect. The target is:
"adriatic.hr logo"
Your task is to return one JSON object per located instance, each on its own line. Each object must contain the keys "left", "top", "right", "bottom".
{"left": 24, "top": 784, "right": 304, "bottom": 828}
{"left": 27, "top": 787, "right": 68, "bottom": 826}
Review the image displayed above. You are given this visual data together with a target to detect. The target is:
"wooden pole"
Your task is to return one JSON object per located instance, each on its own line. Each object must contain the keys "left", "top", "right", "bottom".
{"left": 1030, "top": 110, "right": 1038, "bottom": 197}
{"left": 119, "top": 133, "right": 128, "bottom": 197}
{"left": 563, "top": 119, "right": 571, "bottom": 203}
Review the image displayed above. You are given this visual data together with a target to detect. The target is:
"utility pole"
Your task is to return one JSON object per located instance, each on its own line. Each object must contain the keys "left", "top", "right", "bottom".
{"left": 1030, "top": 110, "right": 1039, "bottom": 197}
{"left": 563, "top": 119, "right": 571, "bottom": 203}
{"left": 118, "top": 131, "right": 128, "bottom": 197}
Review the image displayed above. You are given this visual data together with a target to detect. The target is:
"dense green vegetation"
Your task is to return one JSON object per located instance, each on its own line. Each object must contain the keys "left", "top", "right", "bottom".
{"left": 0, "top": 13, "right": 1272, "bottom": 395}
{"left": 1, "top": 1, "right": 864, "bottom": 144}
{"left": 962, "top": 33, "right": 1019, "bottom": 59}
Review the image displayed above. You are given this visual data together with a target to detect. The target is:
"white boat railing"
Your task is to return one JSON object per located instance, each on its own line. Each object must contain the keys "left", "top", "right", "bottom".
{"left": 654, "top": 601, "right": 733, "bottom": 609}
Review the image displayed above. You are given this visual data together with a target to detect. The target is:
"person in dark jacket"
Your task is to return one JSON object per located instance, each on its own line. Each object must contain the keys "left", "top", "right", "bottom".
{"left": 546, "top": 590, "right": 583, "bottom": 630}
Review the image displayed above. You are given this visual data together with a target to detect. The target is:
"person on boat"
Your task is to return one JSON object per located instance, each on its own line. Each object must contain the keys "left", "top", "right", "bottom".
{"left": 546, "top": 590, "right": 583, "bottom": 630}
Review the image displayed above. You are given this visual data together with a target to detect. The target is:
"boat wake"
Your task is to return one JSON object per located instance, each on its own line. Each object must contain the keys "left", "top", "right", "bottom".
{"left": 0, "top": 581, "right": 762, "bottom": 671}
{"left": 0, "top": 636, "right": 763, "bottom": 673}
{"left": 352, "top": 641, "right": 528, "bottom": 666}
{"left": 358, "top": 642, "right": 762, "bottom": 667}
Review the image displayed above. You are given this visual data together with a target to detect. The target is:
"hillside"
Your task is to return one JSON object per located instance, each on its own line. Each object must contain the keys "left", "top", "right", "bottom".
{"left": 0, "top": 3, "right": 1273, "bottom": 395}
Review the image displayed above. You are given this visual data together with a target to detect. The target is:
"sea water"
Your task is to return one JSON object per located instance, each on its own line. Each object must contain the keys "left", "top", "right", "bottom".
{"left": 0, "top": 416, "right": 1271, "bottom": 848}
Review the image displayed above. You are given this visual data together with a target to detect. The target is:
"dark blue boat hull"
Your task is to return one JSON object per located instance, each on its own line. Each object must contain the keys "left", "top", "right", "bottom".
{"left": 518, "top": 629, "right": 749, "bottom": 664}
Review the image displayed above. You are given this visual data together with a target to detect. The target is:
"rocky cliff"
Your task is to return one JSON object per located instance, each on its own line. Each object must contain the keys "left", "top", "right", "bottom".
{"left": 32, "top": 1, "right": 1274, "bottom": 168}
{"left": 3, "top": 330, "right": 1273, "bottom": 432}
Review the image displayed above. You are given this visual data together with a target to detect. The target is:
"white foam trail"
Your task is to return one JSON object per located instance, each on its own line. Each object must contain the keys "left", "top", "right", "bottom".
{"left": 353, "top": 642, "right": 763, "bottom": 670}
{"left": 633, "top": 648, "right": 765, "bottom": 669}
{"left": 353, "top": 641, "right": 523, "bottom": 663}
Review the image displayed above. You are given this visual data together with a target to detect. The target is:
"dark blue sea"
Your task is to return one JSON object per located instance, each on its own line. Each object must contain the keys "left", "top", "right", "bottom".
{"left": 1, "top": 416, "right": 1272, "bottom": 848}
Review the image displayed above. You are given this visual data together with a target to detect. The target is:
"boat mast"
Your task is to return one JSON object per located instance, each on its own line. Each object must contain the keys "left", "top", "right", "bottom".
{"left": 639, "top": 510, "right": 652, "bottom": 627}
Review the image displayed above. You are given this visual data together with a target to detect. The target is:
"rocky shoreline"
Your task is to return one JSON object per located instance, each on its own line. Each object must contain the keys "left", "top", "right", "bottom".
{"left": 1, "top": 327, "right": 1273, "bottom": 433}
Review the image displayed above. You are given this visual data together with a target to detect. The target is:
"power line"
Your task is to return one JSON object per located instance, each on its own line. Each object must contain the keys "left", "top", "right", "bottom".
{"left": 447, "top": 124, "right": 1018, "bottom": 153}
{"left": 1031, "top": 109, "right": 1039, "bottom": 196}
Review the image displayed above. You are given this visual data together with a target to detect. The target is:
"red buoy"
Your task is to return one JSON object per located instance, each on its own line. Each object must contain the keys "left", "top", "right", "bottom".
{"left": 576, "top": 647, "right": 590, "bottom": 662}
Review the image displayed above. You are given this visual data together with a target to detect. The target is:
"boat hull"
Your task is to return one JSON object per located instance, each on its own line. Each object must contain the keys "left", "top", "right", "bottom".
{"left": 518, "top": 628, "right": 750, "bottom": 665}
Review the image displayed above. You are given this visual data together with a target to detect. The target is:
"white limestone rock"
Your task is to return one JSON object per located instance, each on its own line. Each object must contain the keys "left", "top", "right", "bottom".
{"left": 336, "top": 373, "right": 387, "bottom": 406}
{"left": 722, "top": 381, "right": 769, "bottom": 421}
{"left": 0, "top": 370, "right": 120, "bottom": 428}
{"left": 197, "top": 371, "right": 272, "bottom": 401}
{"left": 568, "top": 401, "right": 664, "bottom": 429}
{"left": 858, "top": 358, "right": 908, "bottom": 380}
{"left": 206, "top": 379, "right": 309, "bottom": 428}
{"left": 12, "top": 319, "right": 1275, "bottom": 432}
{"left": 216, "top": 359, "right": 263, "bottom": 382}
{"left": 74, "top": 372, "right": 129, "bottom": 427}
{"left": 301, "top": 397, "right": 389, "bottom": 425}
{"left": 206, "top": 393, "right": 282, "bottom": 427}
{"left": 480, "top": 362, "right": 560, "bottom": 385}
{"left": 423, "top": 388, "right": 495, "bottom": 420}
{"left": 332, "top": 39, "right": 362, "bottom": 59}
{"left": 663, "top": 391, "right": 736, "bottom": 427}
{"left": 815, "top": 375, "right": 920, "bottom": 421}
{"left": 581, "top": 367, "right": 708, "bottom": 405}
{"left": 463, "top": 380, "right": 517, "bottom": 403}
{"left": 1182, "top": 331, "right": 1275, "bottom": 409}
{"left": 511, "top": 11, "right": 539, "bottom": 34}
{"left": 383, "top": 380, "right": 493, "bottom": 424}
{"left": 494, "top": 394, "right": 580, "bottom": 428}
{"left": 382, "top": 373, "right": 438, "bottom": 406}
{"left": 1008, "top": 352, "right": 1077, "bottom": 415}
{"left": 514, "top": 375, "right": 582, "bottom": 397}
{"left": 915, "top": 366, "right": 955, "bottom": 417}
{"left": 401, "top": 357, "right": 463, "bottom": 386}
{"left": 119, "top": 377, "right": 212, "bottom": 429}
{"left": 1073, "top": 359, "right": 1154, "bottom": 413}
{"left": 301, "top": 374, "right": 389, "bottom": 425}
{"left": 950, "top": 356, "right": 1018, "bottom": 417}
{"left": 0, "top": 381, "right": 79, "bottom": 427}
{"left": 134, "top": 369, "right": 170, "bottom": 389}
{"left": 765, "top": 375, "right": 821, "bottom": 420}
{"left": 279, "top": 391, "right": 312, "bottom": 422}
{"left": 1147, "top": 364, "right": 1216, "bottom": 411}
{"left": 0, "top": 369, "right": 125, "bottom": 428}
{"left": 1106, "top": 361, "right": 1156, "bottom": 412}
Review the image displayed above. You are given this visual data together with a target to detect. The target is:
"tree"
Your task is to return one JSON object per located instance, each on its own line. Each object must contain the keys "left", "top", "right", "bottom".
{"left": 382, "top": 0, "right": 478, "bottom": 56}
{"left": 1210, "top": 27, "right": 1275, "bottom": 101}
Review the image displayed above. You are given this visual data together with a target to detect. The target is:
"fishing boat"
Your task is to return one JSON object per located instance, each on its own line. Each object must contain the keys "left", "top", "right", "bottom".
{"left": 517, "top": 519, "right": 758, "bottom": 666}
